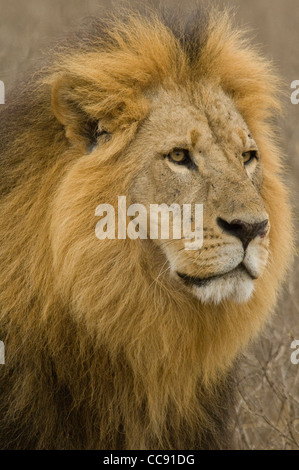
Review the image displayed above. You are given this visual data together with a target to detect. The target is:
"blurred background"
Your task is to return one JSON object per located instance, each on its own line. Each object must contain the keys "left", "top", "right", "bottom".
{"left": 0, "top": 0, "right": 298, "bottom": 449}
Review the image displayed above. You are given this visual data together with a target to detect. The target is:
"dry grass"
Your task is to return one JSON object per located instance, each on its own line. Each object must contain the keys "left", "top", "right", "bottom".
{"left": 234, "top": 263, "right": 299, "bottom": 449}
{"left": 0, "top": 0, "right": 298, "bottom": 450}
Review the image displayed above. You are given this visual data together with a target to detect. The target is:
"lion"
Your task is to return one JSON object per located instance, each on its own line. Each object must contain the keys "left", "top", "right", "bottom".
{"left": 0, "top": 4, "right": 294, "bottom": 450}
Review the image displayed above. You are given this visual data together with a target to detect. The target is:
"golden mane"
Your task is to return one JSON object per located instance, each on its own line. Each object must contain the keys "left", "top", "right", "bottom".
{"left": 0, "top": 5, "right": 293, "bottom": 449}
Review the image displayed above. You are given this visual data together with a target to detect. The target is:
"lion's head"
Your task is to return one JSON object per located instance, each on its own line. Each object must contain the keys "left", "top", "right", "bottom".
{"left": 0, "top": 5, "right": 294, "bottom": 449}
{"left": 126, "top": 84, "right": 270, "bottom": 305}
{"left": 48, "top": 9, "right": 292, "bottom": 317}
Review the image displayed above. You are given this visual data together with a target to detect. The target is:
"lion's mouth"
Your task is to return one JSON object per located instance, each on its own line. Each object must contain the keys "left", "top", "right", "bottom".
{"left": 177, "top": 263, "right": 257, "bottom": 287}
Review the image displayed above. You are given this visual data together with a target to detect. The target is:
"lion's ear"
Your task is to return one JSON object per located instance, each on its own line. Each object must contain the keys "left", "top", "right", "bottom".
{"left": 51, "top": 75, "right": 104, "bottom": 149}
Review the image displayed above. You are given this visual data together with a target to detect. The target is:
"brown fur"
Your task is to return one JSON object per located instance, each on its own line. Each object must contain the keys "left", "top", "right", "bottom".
{"left": 0, "top": 5, "right": 294, "bottom": 449}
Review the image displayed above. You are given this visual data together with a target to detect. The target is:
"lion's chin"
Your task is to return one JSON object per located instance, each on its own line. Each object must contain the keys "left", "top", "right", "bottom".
{"left": 179, "top": 265, "right": 255, "bottom": 305}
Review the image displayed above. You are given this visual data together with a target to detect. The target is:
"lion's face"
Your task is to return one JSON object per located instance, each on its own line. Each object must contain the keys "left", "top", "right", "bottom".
{"left": 127, "top": 85, "right": 270, "bottom": 304}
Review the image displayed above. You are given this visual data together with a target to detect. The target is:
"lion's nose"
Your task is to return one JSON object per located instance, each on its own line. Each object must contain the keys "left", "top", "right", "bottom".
{"left": 217, "top": 217, "right": 269, "bottom": 250}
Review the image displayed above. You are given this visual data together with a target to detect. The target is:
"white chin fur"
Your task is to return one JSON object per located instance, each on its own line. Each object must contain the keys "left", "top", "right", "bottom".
{"left": 192, "top": 272, "right": 254, "bottom": 305}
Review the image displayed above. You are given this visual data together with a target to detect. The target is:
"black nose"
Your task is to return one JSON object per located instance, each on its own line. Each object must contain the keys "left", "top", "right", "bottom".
{"left": 217, "top": 217, "right": 268, "bottom": 250}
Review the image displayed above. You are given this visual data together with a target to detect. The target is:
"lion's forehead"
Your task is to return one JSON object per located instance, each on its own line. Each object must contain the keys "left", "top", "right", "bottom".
{"left": 148, "top": 87, "right": 251, "bottom": 155}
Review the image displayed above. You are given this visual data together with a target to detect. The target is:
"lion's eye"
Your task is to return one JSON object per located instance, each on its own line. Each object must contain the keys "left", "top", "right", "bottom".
{"left": 167, "top": 149, "right": 192, "bottom": 166}
{"left": 242, "top": 150, "right": 258, "bottom": 166}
